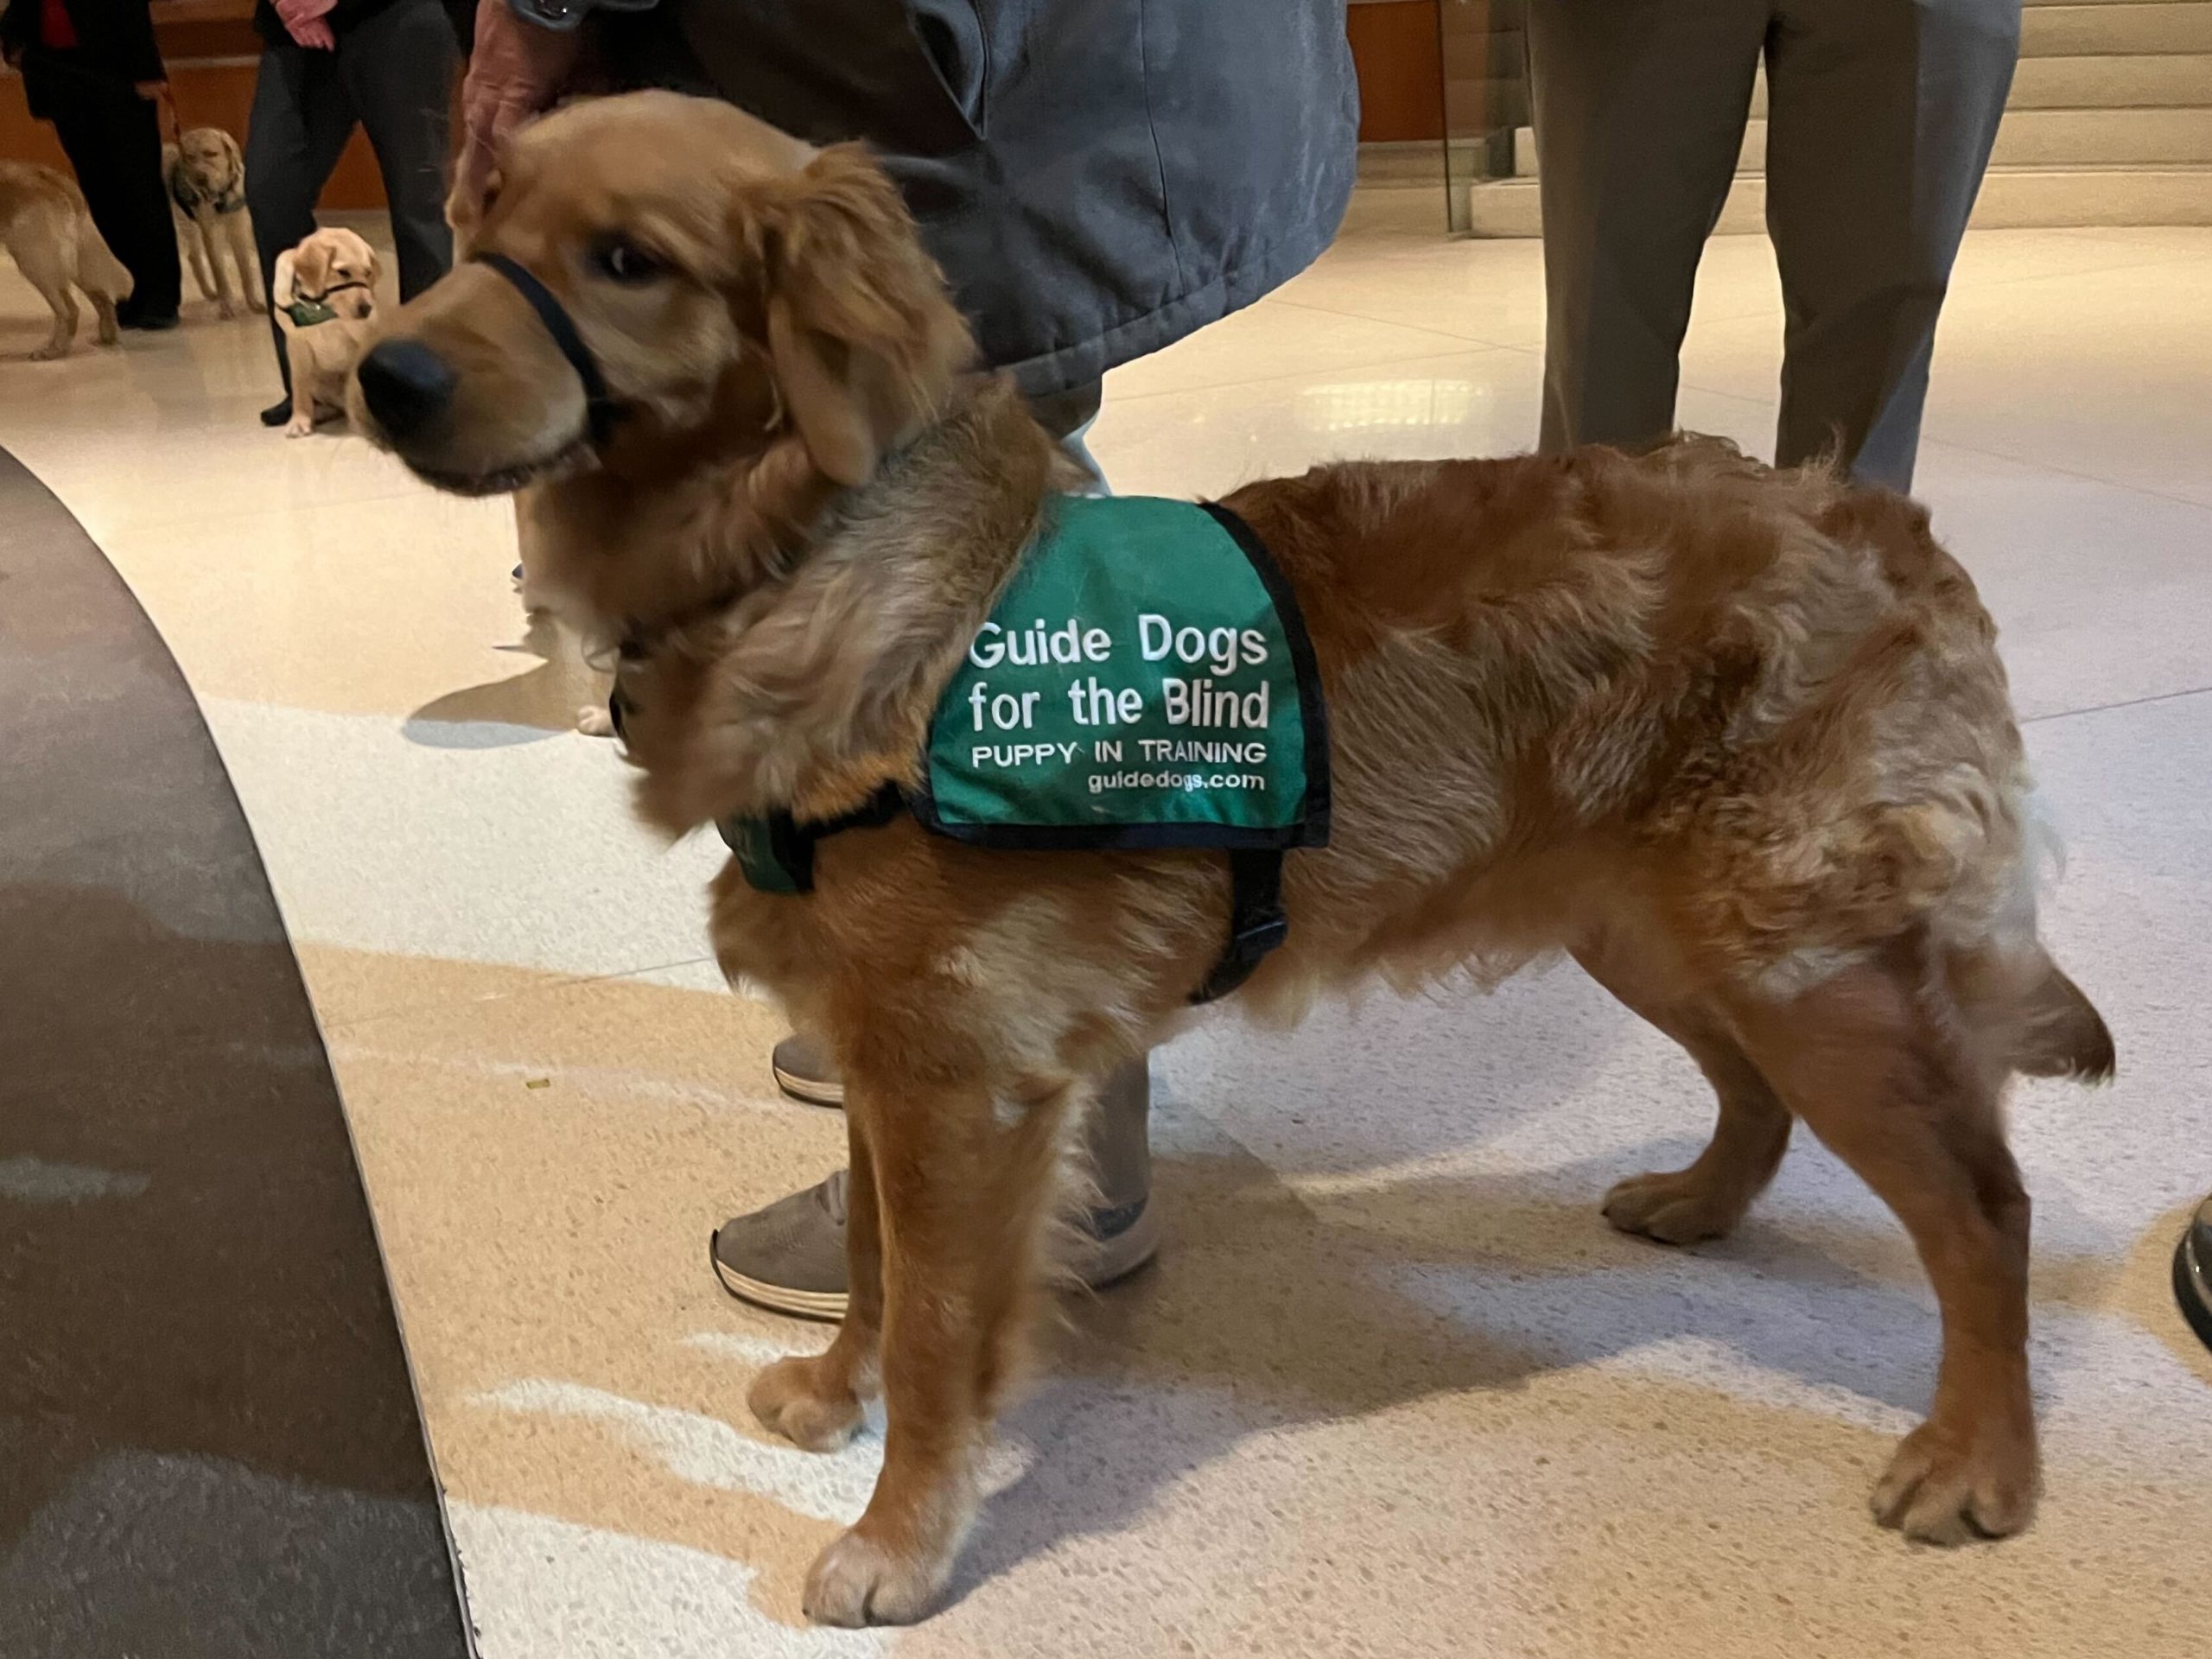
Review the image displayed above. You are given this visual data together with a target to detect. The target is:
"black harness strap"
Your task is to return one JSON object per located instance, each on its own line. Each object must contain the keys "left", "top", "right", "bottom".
{"left": 714, "top": 788, "right": 906, "bottom": 896}
{"left": 1191, "top": 847, "right": 1288, "bottom": 1005}
{"left": 472, "top": 251, "right": 623, "bottom": 448}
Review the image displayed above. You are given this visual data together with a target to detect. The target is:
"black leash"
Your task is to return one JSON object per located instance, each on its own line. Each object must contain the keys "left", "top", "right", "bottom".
{"left": 472, "top": 251, "right": 623, "bottom": 448}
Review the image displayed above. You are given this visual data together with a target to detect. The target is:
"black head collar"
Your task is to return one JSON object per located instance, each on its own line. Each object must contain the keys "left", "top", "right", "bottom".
{"left": 473, "top": 251, "right": 625, "bottom": 449}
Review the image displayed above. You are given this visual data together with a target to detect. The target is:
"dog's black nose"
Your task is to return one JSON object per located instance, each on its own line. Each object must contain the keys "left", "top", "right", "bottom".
{"left": 354, "top": 339, "right": 457, "bottom": 439}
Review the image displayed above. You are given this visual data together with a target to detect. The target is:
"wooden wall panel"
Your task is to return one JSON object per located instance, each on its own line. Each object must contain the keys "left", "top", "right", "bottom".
{"left": 1348, "top": 0, "right": 1445, "bottom": 143}
{"left": 5, "top": 0, "right": 410, "bottom": 213}
{"left": 15, "top": 3, "right": 1455, "bottom": 209}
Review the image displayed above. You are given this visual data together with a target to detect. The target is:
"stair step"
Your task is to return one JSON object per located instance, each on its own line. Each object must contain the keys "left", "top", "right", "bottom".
{"left": 1971, "top": 160, "right": 2212, "bottom": 222}
{"left": 1459, "top": 52, "right": 2212, "bottom": 129}
{"left": 1465, "top": 164, "right": 2212, "bottom": 236}
{"left": 1737, "top": 54, "right": 2212, "bottom": 113}
{"left": 2009, "top": 51, "right": 2212, "bottom": 105}
{"left": 1513, "top": 106, "right": 2212, "bottom": 177}
{"left": 2021, "top": 3, "right": 2212, "bottom": 55}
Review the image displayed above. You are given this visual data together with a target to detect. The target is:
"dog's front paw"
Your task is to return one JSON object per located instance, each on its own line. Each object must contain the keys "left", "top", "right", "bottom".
{"left": 804, "top": 1526, "right": 952, "bottom": 1627}
{"left": 246, "top": 296, "right": 267, "bottom": 315}
{"left": 749, "top": 1355, "right": 865, "bottom": 1452}
{"left": 1602, "top": 1167, "right": 1745, "bottom": 1245}
{"left": 284, "top": 415, "right": 315, "bottom": 438}
{"left": 1872, "top": 1414, "right": 2038, "bottom": 1545}
{"left": 575, "top": 704, "right": 616, "bottom": 739}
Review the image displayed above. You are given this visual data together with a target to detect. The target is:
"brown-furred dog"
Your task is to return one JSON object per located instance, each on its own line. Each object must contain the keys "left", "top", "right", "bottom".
{"left": 350, "top": 92, "right": 2114, "bottom": 1626}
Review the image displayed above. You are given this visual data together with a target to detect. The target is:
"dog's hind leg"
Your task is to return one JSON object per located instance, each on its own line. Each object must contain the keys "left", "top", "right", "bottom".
{"left": 71, "top": 210, "right": 130, "bottom": 347}
{"left": 1726, "top": 948, "right": 2038, "bottom": 1545}
{"left": 11, "top": 228, "right": 80, "bottom": 360}
{"left": 1575, "top": 935, "right": 1791, "bottom": 1244}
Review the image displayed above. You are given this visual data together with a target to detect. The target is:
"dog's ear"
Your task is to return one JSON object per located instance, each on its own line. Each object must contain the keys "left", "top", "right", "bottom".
{"left": 364, "top": 243, "right": 385, "bottom": 292}
{"left": 753, "top": 145, "right": 972, "bottom": 488}
{"left": 292, "top": 237, "right": 331, "bottom": 294}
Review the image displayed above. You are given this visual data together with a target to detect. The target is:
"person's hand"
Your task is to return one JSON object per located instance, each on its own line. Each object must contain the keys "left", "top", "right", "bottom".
{"left": 450, "top": 0, "right": 581, "bottom": 241}
{"left": 274, "top": 0, "right": 337, "bottom": 49}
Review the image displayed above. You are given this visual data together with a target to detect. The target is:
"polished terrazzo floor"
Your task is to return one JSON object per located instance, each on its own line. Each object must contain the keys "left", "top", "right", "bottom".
{"left": 4, "top": 214, "right": 2209, "bottom": 1657}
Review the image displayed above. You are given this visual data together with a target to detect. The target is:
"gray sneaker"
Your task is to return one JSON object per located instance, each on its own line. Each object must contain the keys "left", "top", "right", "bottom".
{"left": 771, "top": 1033, "right": 846, "bottom": 1108}
{"left": 711, "top": 1170, "right": 855, "bottom": 1321}
{"left": 714, "top": 1058, "right": 1159, "bottom": 1320}
{"left": 712, "top": 1168, "right": 1161, "bottom": 1321}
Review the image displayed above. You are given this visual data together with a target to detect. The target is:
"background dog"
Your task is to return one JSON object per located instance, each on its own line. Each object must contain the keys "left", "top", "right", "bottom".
{"left": 273, "top": 227, "right": 379, "bottom": 436}
{"left": 164, "top": 128, "right": 263, "bottom": 319}
{"left": 0, "top": 161, "right": 132, "bottom": 360}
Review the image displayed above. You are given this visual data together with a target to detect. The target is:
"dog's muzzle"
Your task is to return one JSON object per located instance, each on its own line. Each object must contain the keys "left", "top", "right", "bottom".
{"left": 471, "top": 251, "right": 624, "bottom": 448}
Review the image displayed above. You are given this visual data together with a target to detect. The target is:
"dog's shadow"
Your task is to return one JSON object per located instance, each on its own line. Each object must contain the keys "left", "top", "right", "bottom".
{"left": 945, "top": 996, "right": 2117, "bottom": 1607}
{"left": 404, "top": 611, "right": 608, "bottom": 747}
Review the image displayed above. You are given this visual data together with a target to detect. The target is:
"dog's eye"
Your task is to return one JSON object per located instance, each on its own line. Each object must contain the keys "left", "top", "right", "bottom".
{"left": 593, "top": 239, "right": 667, "bottom": 286}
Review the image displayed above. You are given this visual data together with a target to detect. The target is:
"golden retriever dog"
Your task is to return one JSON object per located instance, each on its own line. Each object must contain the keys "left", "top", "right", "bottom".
{"left": 0, "top": 161, "right": 131, "bottom": 360}
{"left": 274, "top": 227, "right": 380, "bottom": 436}
{"left": 351, "top": 92, "right": 2114, "bottom": 1625}
{"left": 164, "top": 127, "right": 264, "bottom": 319}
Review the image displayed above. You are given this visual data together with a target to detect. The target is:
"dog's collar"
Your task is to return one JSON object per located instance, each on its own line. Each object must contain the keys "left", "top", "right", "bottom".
{"left": 300, "top": 278, "right": 372, "bottom": 303}
{"left": 282, "top": 279, "right": 372, "bottom": 330}
{"left": 168, "top": 168, "right": 245, "bottom": 217}
{"left": 472, "top": 251, "right": 624, "bottom": 449}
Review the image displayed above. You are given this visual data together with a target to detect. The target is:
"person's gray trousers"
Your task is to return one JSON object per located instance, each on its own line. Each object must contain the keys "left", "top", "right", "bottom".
{"left": 1528, "top": 0, "right": 2022, "bottom": 490}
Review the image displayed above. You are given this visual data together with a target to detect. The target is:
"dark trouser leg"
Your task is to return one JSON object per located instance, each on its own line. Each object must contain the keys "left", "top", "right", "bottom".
{"left": 49, "top": 84, "right": 181, "bottom": 317}
{"left": 245, "top": 41, "right": 359, "bottom": 390}
{"left": 1764, "top": 0, "right": 2021, "bottom": 490}
{"left": 1528, "top": 0, "right": 1770, "bottom": 454}
{"left": 339, "top": 0, "right": 459, "bottom": 302}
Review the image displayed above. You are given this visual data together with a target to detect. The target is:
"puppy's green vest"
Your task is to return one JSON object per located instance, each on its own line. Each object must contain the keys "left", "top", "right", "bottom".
{"left": 712, "top": 496, "right": 1332, "bottom": 1001}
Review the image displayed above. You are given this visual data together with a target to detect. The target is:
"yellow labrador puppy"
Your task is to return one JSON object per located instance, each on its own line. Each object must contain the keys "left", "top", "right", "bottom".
{"left": 164, "top": 128, "right": 264, "bottom": 319}
{"left": 273, "top": 227, "right": 380, "bottom": 436}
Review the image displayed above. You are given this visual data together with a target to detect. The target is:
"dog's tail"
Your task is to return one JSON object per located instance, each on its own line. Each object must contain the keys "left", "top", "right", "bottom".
{"left": 68, "top": 187, "right": 135, "bottom": 303}
{"left": 2010, "top": 954, "right": 2116, "bottom": 1083}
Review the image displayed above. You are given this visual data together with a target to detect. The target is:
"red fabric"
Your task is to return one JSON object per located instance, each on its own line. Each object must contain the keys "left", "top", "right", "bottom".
{"left": 39, "top": 0, "right": 79, "bottom": 49}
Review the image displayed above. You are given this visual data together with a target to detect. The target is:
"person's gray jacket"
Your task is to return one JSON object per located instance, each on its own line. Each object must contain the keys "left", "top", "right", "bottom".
{"left": 568, "top": 0, "right": 1357, "bottom": 398}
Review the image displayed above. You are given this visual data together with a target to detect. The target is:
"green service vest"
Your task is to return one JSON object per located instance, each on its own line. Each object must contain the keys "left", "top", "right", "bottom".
{"left": 712, "top": 495, "right": 1332, "bottom": 1001}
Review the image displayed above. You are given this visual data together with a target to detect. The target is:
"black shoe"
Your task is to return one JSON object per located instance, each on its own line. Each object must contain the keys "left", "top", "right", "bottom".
{"left": 260, "top": 397, "right": 294, "bottom": 428}
{"left": 117, "top": 307, "right": 180, "bottom": 332}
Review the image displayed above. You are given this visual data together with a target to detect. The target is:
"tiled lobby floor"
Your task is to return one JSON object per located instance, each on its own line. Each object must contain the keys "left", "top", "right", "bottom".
{"left": 5, "top": 216, "right": 2210, "bottom": 1658}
